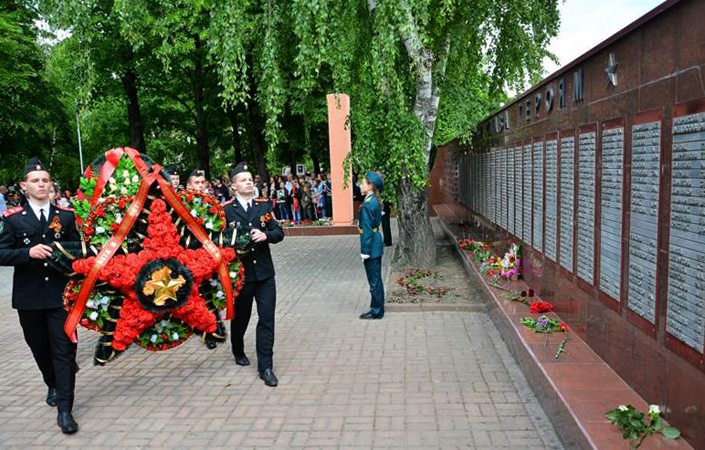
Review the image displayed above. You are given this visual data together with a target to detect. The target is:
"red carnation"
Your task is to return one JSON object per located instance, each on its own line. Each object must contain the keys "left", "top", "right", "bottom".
{"left": 118, "top": 198, "right": 126, "bottom": 209}
{"left": 530, "top": 301, "right": 554, "bottom": 313}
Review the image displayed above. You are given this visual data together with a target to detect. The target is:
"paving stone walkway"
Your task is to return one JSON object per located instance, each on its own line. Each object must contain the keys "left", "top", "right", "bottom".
{"left": 0, "top": 228, "right": 565, "bottom": 449}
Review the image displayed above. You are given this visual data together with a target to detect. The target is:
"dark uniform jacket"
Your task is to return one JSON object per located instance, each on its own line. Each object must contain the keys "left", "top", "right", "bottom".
{"left": 359, "top": 194, "right": 383, "bottom": 259}
{"left": 0, "top": 204, "right": 81, "bottom": 310}
{"left": 223, "top": 198, "right": 284, "bottom": 282}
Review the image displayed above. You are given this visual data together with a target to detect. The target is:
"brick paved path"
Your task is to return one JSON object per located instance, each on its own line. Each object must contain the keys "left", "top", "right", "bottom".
{"left": 0, "top": 231, "right": 564, "bottom": 450}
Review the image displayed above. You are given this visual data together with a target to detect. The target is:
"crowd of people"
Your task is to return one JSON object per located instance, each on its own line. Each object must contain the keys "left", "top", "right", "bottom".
{"left": 1, "top": 170, "right": 334, "bottom": 224}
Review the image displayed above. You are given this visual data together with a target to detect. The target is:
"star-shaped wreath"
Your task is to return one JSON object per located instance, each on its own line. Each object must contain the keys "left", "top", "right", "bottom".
{"left": 51, "top": 148, "right": 250, "bottom": 364}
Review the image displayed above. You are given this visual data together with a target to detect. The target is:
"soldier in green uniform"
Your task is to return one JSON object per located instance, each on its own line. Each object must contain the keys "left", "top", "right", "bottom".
{"left": 358, "top": 172, "right": 385, "bottom": 320}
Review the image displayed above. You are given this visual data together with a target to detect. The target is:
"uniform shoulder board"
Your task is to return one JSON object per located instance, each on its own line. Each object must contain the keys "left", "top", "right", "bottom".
{"left": 2, "top": 206, "right": 24, "bottom": 218}
{"left": 364, "top": 196, "right": 373, "bottom": 203}
{"left": 55, "top": 204, "right": 75, "bottom": 212}
{"left": 221, "top": 199, "right": 234, "bottom": 207}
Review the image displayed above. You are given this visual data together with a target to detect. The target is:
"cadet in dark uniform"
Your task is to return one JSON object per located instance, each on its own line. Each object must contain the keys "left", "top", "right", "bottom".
{"left": 0, "top": 158, "right": 81, "bottom": 433}
{"left": 359, "top": 172, "right": 385, "bottom": 320}
{"left": 223, "top": 162, "right": 284, "bottom": 386}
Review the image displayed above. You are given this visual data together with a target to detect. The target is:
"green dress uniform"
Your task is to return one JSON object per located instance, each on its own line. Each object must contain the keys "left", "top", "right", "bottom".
{"left": 359, "top": 172, "right": 385, "bottom": 319}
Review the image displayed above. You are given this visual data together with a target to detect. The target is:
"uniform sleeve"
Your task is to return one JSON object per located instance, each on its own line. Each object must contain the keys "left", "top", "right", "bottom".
{"left": 0, "top": 218, "right": 32, "bottom": 266}
{"left": 359, "top": 204, "right": 374, "bottom": 256}
{"left": 264, "top": 203, "right": 284, "bottom": 244}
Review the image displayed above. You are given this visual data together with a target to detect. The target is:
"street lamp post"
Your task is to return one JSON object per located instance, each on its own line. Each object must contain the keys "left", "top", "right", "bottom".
{"left": 75, "top": 100, "right": 84, "bottom": 173}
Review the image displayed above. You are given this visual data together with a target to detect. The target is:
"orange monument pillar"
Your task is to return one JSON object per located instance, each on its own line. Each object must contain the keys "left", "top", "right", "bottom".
{"left": 326, "top": 93, "right": 354, "bottom": 225}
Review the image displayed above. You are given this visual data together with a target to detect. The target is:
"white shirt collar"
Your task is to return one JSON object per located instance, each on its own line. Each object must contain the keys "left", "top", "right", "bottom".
{"left": 235, "top": 195, "right": 252, "bottom": 211}
{"left": 27, "top": 200, "right": 50, "bottom": 220}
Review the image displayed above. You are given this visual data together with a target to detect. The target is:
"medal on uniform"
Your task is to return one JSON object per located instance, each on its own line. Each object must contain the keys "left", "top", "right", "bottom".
{"left": 48, "top": 215, "right": 62, "bottom": 239}
{"left": 23, "top": 237, "right": 31, "bottom": 245}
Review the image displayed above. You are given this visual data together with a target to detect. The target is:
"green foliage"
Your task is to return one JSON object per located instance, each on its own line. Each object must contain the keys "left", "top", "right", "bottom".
{"left": 604, "top": 404, "right": 681, "bottom": 449}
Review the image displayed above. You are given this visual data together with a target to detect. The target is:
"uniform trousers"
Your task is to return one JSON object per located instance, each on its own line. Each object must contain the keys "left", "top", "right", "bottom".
{"left": 363, "top": 257, "right": 385, "bottom": 315}
{"left": 230, "top": 277, "right": 276, "bottom": 372}
{"left": 17, "top": 307, "right": 77, "bottom": 412}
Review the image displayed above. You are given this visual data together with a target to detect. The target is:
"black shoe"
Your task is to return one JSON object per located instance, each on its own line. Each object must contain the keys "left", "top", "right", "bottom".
{"left": 259, "top": 368, "right": 278, "bottom": 387}
{"left": 359, "top": 311, "right": 384, "bottom": 320}
{"left": 57, "top": 411, "right": 79, "bottom": 434}
{"left": 234, "top": 354, "right": 250, "bottom": 366}
{"left": 46, "top": 388, "right": 57, "bottom": 407}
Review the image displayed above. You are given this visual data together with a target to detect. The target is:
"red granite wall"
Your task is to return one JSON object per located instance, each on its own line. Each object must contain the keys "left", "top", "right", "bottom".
{"left": 432, "top": 0, "right": 705, "bottom": 447}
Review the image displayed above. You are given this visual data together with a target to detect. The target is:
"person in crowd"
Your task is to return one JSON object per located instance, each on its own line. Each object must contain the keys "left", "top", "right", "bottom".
{"left": 223, "top": 162, "right": 285, "bottom": 386}
{"left": 58, "top": 191, "right": 72, "bottom": 209}
{"left": 276, "top": 182, "right": 288, "bottom": 221}
{"left": 0, "top": 158, "right": 82, "bottom": 433}
{"left": 381, "top": 200, "right": 393, "bottom": 246}
{"left": 311, "top": 179, "right": 321, "bottom": 220}
{"left": 166, "top": 166, "right": 182, "bottom": 191}
{"left": 48, "top": 183, "right": 60, "bottom": 205}
{"left": 187, "top": 168, "right": 227, "bottom": 349}
{"left": 0, "top": 185, "right": 7, "bottom": 216}
{"left": 186, "top": 169, "right": 207, "bottom": 191}
{"left": 301, "top": 183, "right": 312, "bottom": 221}
{"left": 358, "top": 171, "right": 385, "bottom": 320}
{"left": 323, "top": 173, "right": 332, "bottom": 218}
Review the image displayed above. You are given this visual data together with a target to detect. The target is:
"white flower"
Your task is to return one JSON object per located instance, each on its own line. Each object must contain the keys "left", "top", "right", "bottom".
{"left": 101, "top": 296, "right": 110, "bottom": 304}
{"left": 86, "top": 300, "right": 96, "bottom": 308}
{"left": 229, "top": 271, "right": 237, "bottom": 278}
{"left": 109, "top": 177, "right": 116, "bottom": 184}
{"left": 649, "top": 405, "right": 660, "bottom": 416}
{"left": 216, "top": 291, "right": 224, "bottom": 299}
{"left": 150, "top": 334, "right": 158, "bottom": 343}
{"left": 132, "top": 175, "right": 139, "bottom": 183}
{"left": 89, "top": 311, "right": 98, "bottom": 321}
{"left": 205, "top": 222, "right": 213, "bottom": 230}
{"left": 123, "top": 170, "right": 130, "bottom": 179}
{"left": 618, "top": 405, "right": 629, "bottom": 412}
{"left": 160, "top": 320, "right": 170, "bottom": 328}
{"left": 109, "top": 183, "right": 117, "bottom": 191}
{"left": 96, "top": 226, "right": 105, "bottom": 234}
{"left": 120, "top": 187, "right": 128, "bottom": 195}
{"left": 172, "top": 332, "right": 179, "bottom": 340}
{"left": 115, "top": 214, "right": 122, "bottom": 224}
{"left": 124, "top": 177, "right": 131, "bottom": 185}
{"left": 191, "top": 209, "right": 198, "bottom": 217}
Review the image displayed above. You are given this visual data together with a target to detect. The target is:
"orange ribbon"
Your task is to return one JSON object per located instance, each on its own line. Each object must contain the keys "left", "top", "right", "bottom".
{"left": 64, "top": 169, "right": 157, "bottom": 342}
{"left": 155, "top": 174, "right": 235, "bottom": 321}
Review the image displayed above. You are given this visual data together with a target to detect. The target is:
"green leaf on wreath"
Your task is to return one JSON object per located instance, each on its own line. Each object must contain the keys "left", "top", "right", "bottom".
{"left": 661, "top": 426, "right": 681, "bottom": 439}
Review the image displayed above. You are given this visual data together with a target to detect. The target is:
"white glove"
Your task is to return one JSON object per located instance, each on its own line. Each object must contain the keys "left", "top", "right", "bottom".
{"left": 360, "top": 254, "right": 370, "bottom": 260}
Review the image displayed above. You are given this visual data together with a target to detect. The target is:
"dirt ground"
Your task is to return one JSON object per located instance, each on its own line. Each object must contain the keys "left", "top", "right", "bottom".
{"left": 387, "top": 241, "right": 486, "bottom": 305}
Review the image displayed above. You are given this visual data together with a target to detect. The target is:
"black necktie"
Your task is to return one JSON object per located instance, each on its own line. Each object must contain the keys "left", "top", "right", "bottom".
{"left": 246, "top": 202, "right": 251, "bottom": 213}
{"left": 39, "top": 208, "right": 47, "bottom": 229}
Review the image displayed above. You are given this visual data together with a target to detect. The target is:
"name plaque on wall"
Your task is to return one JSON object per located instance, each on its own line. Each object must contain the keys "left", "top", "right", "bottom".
{"left": 516, "top": 147, "right": 524, "bottom": 240}
{"left": 560, "top": 136, "right": 575, "bottom": 272}
{"left": 500, "top": 149, "right": 507, "bottom": 230}
{"left": 524, "top": 145, "right": 533, "bottom": 245}
{"left": 628, "top": 120, "right": 661, "bottom": 323}
{"left": 508, "top": 147, "right": 515, "bottom": 235}
{"left": 600, "top": 127, "right": 624, "bottom": 301}
{"left": 533, "top": 141, "right": 544, "bottom": 252}
{"left": 492, "top": 149, "right": 498, "bottom": 224}
{"left": 545, "top": 139, "right": 558, "bottom": 261}
{"left": 668, "top": 111, "right": 705, "bottom": 352}
{"left": 577, "top": 132, "right": 596, "bottom": 285}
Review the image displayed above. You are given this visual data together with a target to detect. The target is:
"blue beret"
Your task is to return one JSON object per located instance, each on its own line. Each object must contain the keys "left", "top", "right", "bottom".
{"left": 365, "top": 171, "right": 383, "bottom": 193}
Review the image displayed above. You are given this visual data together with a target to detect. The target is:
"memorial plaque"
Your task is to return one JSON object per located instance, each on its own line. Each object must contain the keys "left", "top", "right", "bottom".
{"left": 533, "top": 141, "right": 544, "bottom": 251}
{"left": 600, "top": 127, "right": 624, "bottom": 301}
{"left": 560, "top": 136, "right": 575, "bottom": 272}
{"left": 491, "top": 149, "right": 497, "bottom": 224}
{"left": 577, "top": 132, "right": 596, "bottom": 284}
{"left": 545, "top": 139, "right": 558, "bottom": 261}
{"left": 668, "top": 111, "right": 705, "bottom": 352}
{"left": 524, "top": 145, "right": 533, "bottom": 245}
{"left": 628, "top": 121, "right": 661, "bottom": 323}
{"left": 501, "top": 149, "right": 507, "bottom": 230}
{"left": 508, "top": 147, "right": 515, "bottom": 234}
{"left": 516, "top": 147, "right": 524, "bottom": 240}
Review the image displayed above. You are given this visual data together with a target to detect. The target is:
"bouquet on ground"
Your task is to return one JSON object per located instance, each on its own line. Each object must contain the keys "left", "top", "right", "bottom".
{"left": 50, "top": 148, "right": 251, "bottom": 365}
{"left": 457, "top": 239, "right": 491, "bottom": 262}
{"left": 520, "top": 315, "right": 570, "bottom": 358}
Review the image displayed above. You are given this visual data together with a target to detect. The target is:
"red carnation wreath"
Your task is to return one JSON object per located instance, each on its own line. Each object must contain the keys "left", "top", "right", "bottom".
{"left": 51, "top": 148, "right": 249, "bottom": 364}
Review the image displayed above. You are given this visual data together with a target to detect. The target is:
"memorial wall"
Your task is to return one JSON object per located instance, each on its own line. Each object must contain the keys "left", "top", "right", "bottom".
{"left": 433, "top": 0, "right": 705, "bottom": 446}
